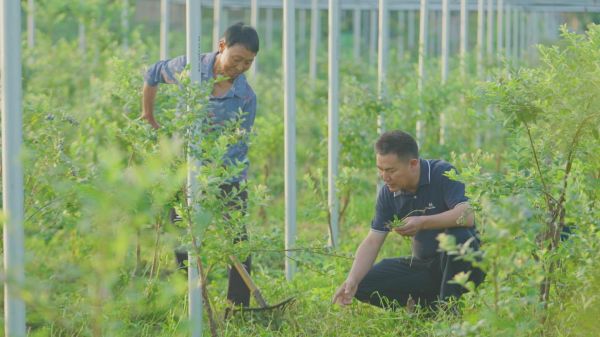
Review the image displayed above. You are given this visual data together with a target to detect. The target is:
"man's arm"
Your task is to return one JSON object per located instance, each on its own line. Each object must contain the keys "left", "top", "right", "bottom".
{"left": 332, "top": 231, "right": 387, "bottom": 306}
{"left": 141, "top": 83, "right": 160, "bottom": 129}
{"left": 395, "top": 202, "right": 474, "bottom": 237}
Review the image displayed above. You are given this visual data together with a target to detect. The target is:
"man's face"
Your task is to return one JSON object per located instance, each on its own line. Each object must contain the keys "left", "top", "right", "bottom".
{"left": 376, "top": 153, "right": 419, "bottom": 193}
{"left": 217, "top": 41, "right": 256, "bottom": 80}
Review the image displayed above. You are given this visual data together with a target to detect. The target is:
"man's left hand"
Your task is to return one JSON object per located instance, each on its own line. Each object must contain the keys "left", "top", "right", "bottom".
{"left": 394, "top": 216, "right": 426, "bottom": 236}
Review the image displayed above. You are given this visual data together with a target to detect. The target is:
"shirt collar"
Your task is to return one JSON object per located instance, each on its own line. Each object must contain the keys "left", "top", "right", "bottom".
{"left": 201, "top": 51, "right": 249, "bottom": 98}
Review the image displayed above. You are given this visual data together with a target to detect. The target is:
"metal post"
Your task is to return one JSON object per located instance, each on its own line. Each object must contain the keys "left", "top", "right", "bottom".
{"left": 284, "top": 0, "right": 297, "bottom": 280}
{"left": 353, "top": 7, "right": 361, "bottom": 61}
{"left": 309, "top": 0, "right": 319, "bottom": 82}
{"left": 440, "top": 0, "right": 449, "bottom": 145}
{"left": 505, "top": 3, "right": 511, "bottom": 61}
{"left": 213, "top": 0, "right": 222, "bottom": 50}
{"left": 397, "top": 10, "right": 406, "bottom": 61}
{"left": 250, "top": 0, "right": 258, "bottom": 77}
{"left": 369, "top": 9, "right": 377, "bottom": 68}
{"left": 496, "top": 0, "right": 503, "bottom": 58}
{"left": 520, "top": 9, "right": 526, "bottom": 61}
{"left": 417, "top": 0, "right": 428, "bottom": 145}
{"left": 476, "top": 0, "right": 484, "bottom": 78}
{"left": 27, "top": 0, "right": 34, "bottom": 48}
{"left": 161, "top": 0, "right": 170, "bottom": 59}
{"left": 186, "top": 1, "right": 202, "bottom": 336}
{"left": 460, "top": 0, "right": 468, "bottom": 77}
{"left": 328, "top": 0, "right": 340, "bottom": 248}
{"left": 486, "top": 0, "right": 494, "bottom": 64}
{"left": 512, "top": 6, "right": 518, "bottom": 62}
{"left": 2, "top": 0, "right": 26, "bottom": 335}
{"left": 378, "top": 0, "right": 389, "bottom": 104}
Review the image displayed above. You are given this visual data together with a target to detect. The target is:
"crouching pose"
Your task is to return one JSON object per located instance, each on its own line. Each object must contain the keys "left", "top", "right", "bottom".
{"left": 332, "top": 130, "right": 484, "bottom": 309}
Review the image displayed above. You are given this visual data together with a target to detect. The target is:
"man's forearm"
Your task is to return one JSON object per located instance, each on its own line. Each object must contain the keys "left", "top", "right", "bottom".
{"left": 421, "top": 202, "right": 474, "bottom": 230}
{"left": 142, "top": 83, "right": 158, "bottom": 117}
{"left": 346, "top": 232, "right": 385, "bottom": 284}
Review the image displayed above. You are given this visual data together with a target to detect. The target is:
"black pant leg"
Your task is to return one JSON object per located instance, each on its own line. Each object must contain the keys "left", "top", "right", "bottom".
{"left": 355, "top": 257, "right": 439, "bottom": 308}
{"left": 438, "top": 238, "right": 485, "bottom": 301}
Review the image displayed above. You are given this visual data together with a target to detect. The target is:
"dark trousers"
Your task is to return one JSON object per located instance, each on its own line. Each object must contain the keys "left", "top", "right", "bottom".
{"left": 174, "top": 182, "right": 251, "bottom": 307}
{"left": 355, "top": 242, "right": 484, "bottom": 309}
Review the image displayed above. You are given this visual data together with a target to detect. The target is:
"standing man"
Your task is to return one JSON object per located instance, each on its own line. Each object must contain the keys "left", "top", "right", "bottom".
{"left": 332, "top": 130, "right": 484, "bottom": 309}
{"left": 141, "top": 22, "right": 259, "bottom": 308}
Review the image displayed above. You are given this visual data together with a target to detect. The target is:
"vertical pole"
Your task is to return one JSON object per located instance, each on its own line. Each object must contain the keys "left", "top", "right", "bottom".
{"left": 520, "top": 9, "right": 526, "bottom": 61}
{"left": 460, "top": 0, "right": 468, "bottom": 78}
{"left": 512, "top": 6, "right": 518, "bottom": 62}
{"left": 408, "top": 10, "right": 415, "bottom": 57}
{"left": 496, "top": 0, "right": 503, "bottom": 59}
{"left": 2, "top": 0, "right": 26, "bottom": 335}
{"left": 122, "top": 0, "right": 129, "bottom": 51}
{"left": 309, "top": 0, "right": 319, "bottom": 82}
{"left": 440, "top": 0, "right": 449, "bottom": 146}
{"left": 161, "top": 0, "right": 170, "bottom": 59}
{"left": 284, "top": 0, "right": 297, "bottom": 280}
{"left": 186, "top": 1, "right": 202, "bottom": 336}
{"left": 250, "top": 0, "right": 258, "bottom": 77}
{"left": 213, "top": 0, "right": 222, "bottom": 50}
{"left": 476, "top": 0, "right": 484, "bottom": 78}
{"left": 353, "top": 7, "right": 361, "bottom": 61}
{"left": 397, "top": 10, "right": 405, "bottom": 61}
{"left": 328, "top": 0, "right": 340, "bottom": 248}
{"left": 505, "top": 3, "right": 511, "bottom": 61}
{"left": 486, "top": 0, "right": 494, "bottom": 64}
{"left": 369, "top": 9, "right": 377, "bottom": 69}
{"left": 378, "top": 0, "right": 389, "bottom": 105}
{"left": 27, "top": 0, "right": 35, "bottom": 48}
{"left": 266, "top": 7, "right": 274, "bottom": 51}
{"left": 417, "top": 0, "right": 428, "bottom": 145}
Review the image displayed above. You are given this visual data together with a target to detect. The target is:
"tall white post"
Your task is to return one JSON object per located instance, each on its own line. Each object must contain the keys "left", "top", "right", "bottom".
{"left": 309, "top": 0, "right": 319, "bottom": 82}
{"left": 353, "top": 7, "right": 361, "bottom": 61}
{"left": 440, "top": 0, "right": 449, "bottom": 145}
{"left": 213, "top": 0, "right": 222, "bottom": 50}
{"left": 122, "top": 0, "right": 129, "bottom": 51}
{"left": 378, "top": 0, "right": 389, "bottom": 105}
{"left": 505, "top": 4, "right": 511, "bottom": 61}
{"left": 520, "top": 9, "right": 526, "bottom": 61}
{"left": 486, "top": 0, "right": 494, "bottom": 63}
{"left": 186, "top": 1, "right": 202, "bottom": 336}
{"left": 369, "top": 9, "right": 377, "bottom": 68}
{"left": 476, "top": 0, "right": 484, "bottom": 78}
{"left": 512, "top": 6, "right": 518, "bottom": 62}
{"left": 161, "top": 0, "right": 170, "bottom": 59}
{"left": 2, "top": 0, "right": 26, "bottom": 335}
{"left": 460, "top": 0, "right": 468, "bottom": 77}
{"left": 328, "top": 0, "right": 340, "bottom": 248}
{"left": 250, "top": 0, "right": 258, "bottom": 77}
{"left": 417, "top": 0, "right": 428, "bottom": 145}
{"left": 496, "top": 0, "right": 503, "bottom": 59}
{"left": 27, "top": 0, "right": 35, "bottom": 48}
{"left": 397, "top": 10, "right": 406, "bottom": 61}
{"left": 283, "top": 0, "right": 297, "bottom": 280}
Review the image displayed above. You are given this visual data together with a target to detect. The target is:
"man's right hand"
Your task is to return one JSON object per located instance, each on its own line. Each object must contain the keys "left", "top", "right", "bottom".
{"left": 332, "top": 280, "right": 358, "bottom": 306}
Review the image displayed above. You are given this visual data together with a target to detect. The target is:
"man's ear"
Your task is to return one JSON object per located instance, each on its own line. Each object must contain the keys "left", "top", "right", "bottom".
{"left": 218, "top": 39, "right": 226, "bottom": 53}
{"left": 409, "top": 158, "right": 419, "bottom": 168}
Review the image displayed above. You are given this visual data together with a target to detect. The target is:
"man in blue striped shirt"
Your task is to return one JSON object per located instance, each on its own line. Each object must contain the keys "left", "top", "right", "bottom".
{"left": 141, "top": 22, "right": 259, "bottom": 308}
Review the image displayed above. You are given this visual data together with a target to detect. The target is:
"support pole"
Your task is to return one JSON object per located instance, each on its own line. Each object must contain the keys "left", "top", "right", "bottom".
{"left": 496, "top": 0, "right": 503, "bottom": 59}
{"left": 378, "top": 0, "right": 389, "bottom": 105}
{"left": 512, "top": 6, "right": 518, "bottom": 62}
{"left": 186, "top": 1, "right": 202, "bottom": 336}
{"left": 460, "top": 0, "right": 468, "bottom": 77}
{"left": 213, "top": 0, "right": 222, "bottom": 50}
{"left": 417, "top": 0, "right": 428, "bottom": 145}
{"left": 369, "top": 9, "right": 377, "bottom": 69}
{"left": 408, "top": 10, "right": 416, "bottom": 57}
{"left": 161, "top": 0, "right": 170, "bottom": 59}
{"left": 486, "top": 0, "right": 494, "bottom": 64}
{"left": 250, "top": 0, "right": 258, "bottom": 77}
{"left": 2, "top": 0, "right": 26, "bottom": 334}
{"left": 27, "top": 0, "right": 34, "bottom": 48}
{"left": 353, "top": 7, "right": 361, "bottom": 61}
{"left": 440, "top": 0, "right": 449, "bottom": 145}
{"left": 328, "top": 0, "right": 340, "bottom": 248}
{"left": 284, "top": 0, "right": 297, "bottom": 280}
{"left": 476, "top": 0, "right": 484, "bottom": 78}
{"left": 505, "top": 3, "right": 511, "bottom": 61}
{"left": 309, "top": 0, "right": 319, "bottom": 82}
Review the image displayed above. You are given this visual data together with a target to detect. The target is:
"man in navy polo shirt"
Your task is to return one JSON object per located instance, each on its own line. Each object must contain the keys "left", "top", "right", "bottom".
{"left": 140, "top": 22, "right": 259, "bottom": 308}
{"left": 332, "top": 130, "right": 484, "bottom": 309}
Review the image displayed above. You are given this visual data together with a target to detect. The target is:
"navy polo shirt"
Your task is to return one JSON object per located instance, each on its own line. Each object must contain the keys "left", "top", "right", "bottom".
{"left": 371, "top": 159, "right": 478, "bottom": 260}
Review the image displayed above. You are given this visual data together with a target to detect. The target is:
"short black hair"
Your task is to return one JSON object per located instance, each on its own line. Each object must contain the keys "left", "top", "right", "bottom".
{"left": 223, "top": 22, "right": 260, "bottom": 54}
{"left": 375, "top": 130, "right": 419, "bottom": 161}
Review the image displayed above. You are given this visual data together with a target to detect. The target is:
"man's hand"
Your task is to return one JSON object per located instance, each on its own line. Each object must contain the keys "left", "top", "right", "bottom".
{"left": 140, "top": 113, "right": 160, "bottom": 129}
{"left": 394, "top": 216, "right": 426, "bottom": 237}
{"left": 332, "top": 280, "right": 358, "bottom": 306}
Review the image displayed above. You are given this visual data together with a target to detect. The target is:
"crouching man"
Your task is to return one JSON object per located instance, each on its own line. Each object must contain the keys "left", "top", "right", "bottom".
{"left": 332, "top": 130, "right": 484, "bottom": 309}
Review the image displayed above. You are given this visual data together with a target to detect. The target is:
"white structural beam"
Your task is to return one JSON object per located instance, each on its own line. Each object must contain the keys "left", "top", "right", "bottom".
{"left": 505, "top": 3, "right": 511, "bottom": 60}
{"left": 161, "top": 0, "right": 170, "bottom": 59}
{"left": 2, "top": 0, "right": 26, "bottom": 335}
{"left": 27, "top": 0, "right": 34, "bottom": 48}
{"left": 250, "top": 0, "right": 258, "bottom": 77}
{"left": 416, "top": 0, "right": 427, "bottom": 145}
{"left": 213, "top": 0, "right": 222, "bottom": 50}
{"left": 439, "top": 0, "right": 448, "bottom": 145}
{"left": 284, "top": 0, "right": 297, "bottom": 280}
{"left": 512, "top": 6, "right": 518, "bottom": 62}
{"left": 476, "top": 0, "right": 484, "bottom": 77}
{"left": 378, "top": 0, "right": 389, "bottom": 104}
{"left": 486, "top": 0, "right": 494, "bottom": 63}
{"left": 369, "top": 9, "right": 377, "bottom": 67}
{"left": 186, "top": 1, "right": 202, "bottom": 336}
{"left": 328, "top": 0, "right": 340, "bottom": 248}
{"left": 353, "top": 7, "right": 361, "bottom": 61}
{"left": 459, "top": 0, "right": 468, "bottom": 77}
{"left": 496, "top": 0, "right": 503, "bottom": 57}
{"left": 309, "top": 0, "right": 319, "bottom": 82}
